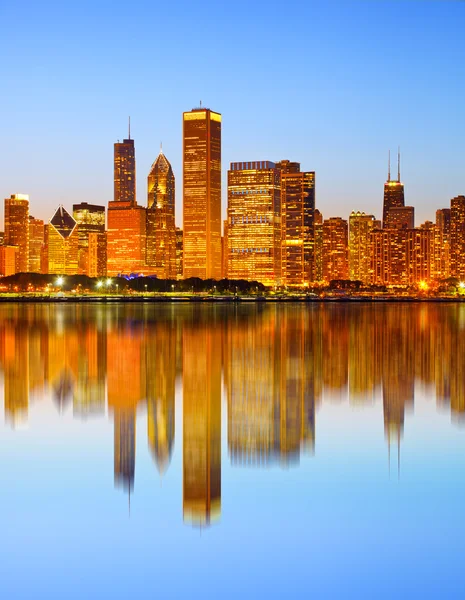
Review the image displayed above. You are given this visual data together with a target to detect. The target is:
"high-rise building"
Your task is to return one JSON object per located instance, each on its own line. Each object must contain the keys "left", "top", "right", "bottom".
{"left": 113, "top": 125, "right": 136, "bottom": 205}
{"left": 146, "top": 150, "right": 176, "bottom": 279}
{"left": 384, "top": 206, "right": 414, "bottom": 230}
{"left": 227, "top": 161, "right": 282, "bottom": 286}
{"left": 434, "top": 208, "right": 451, "bottom": 280}
{"left": 28, "top": 216, "right": 44, "bottom": 273}
{"left": 73, "top": 203, "right": 105, "bottom": 275}
{"left": 406, "top": 227, "right": 433, "bottom": 284}
{"left": 0, "top": 246, "right": 18, "bottom": 277}
{"left": 383, "top": 150, "right": 405, "bottom": 228}
{"left": 176, "top": 228, "right": 183, "bottom": 280}
{"left": 314, "top": 209, "right": 323, "bottom": 282}
{"left": 322, "top": 217, "right": 349, "bottom": 281}
{"left": 107, "top": 205, "right": 146, "bottom": 276}
{"left": 349, "top": 212, "right": 379, "bottom": 284}
{"left": 371, "top": 228, "right": 408, "bottom": 286}
{"left": 88, "top": 232, "right": 107, "bottom": 277}
{"left": 281, "top": 168, "right": 316, "bottom": 286}
{"left": 43, "top": 206, "right": 79, "bottom": 275}
{"left": 222, "top": 219, "right": 228, "bottom": 279}
{"left": 450, "top": 196, "right": 465, "bottom": 279}
{"left": 183, "top": 108, "right": 222, "bottom": 279}
{"left": 4, "top": 194, "right": 29, "bottom": 273}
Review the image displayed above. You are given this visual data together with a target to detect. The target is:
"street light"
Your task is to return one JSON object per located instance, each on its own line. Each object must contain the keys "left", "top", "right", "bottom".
{"left": 96, "top": 280, "right": 103, "bottom": 290}
{"left": 56, "top": 276, "right": 64, "bottom": 287}
{"left": 145, "top": 284, "right": 148, "bottom": 294}
{"left": 171, "top": 284, "right": 175, "bottom": 293}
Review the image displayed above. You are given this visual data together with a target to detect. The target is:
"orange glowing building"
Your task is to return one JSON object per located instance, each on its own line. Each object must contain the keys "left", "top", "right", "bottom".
{"left": 183, "top": 108, "right": 222, "bottom": 279}
{"left": 88, "top": 232, "right": 107, "bottom": 277}
{"left": 450, "top": 195, "right": 465, "bottom": 279}
{"left": 73, "top": 202, "right": 105, "bottom": 275}
{"left": 349, "top": 212, "right": 379, "bottom": 284}
{"left": 434, "top": 208, "right": 451, "bottom": 279}
{"left": 382, "top": 150, "right": 405, "bottom": 228}
{"left": 114, "top": 127, "right": 136, "bottom": 205}
{"left": 146, "top": 150, "right": 176, "bottom": 279}
{"left": 281, "top": 168, "right": 316, "bottom": 286}
{"left": 227, "top": 161, "right": 282, "bottom": 285}
{"left": 4, "top": 194, "right": 29, "bottom": 273}
{"left": 28, "top": 216, "right": 44, "bottom": 273}
{"left": 322, "top": 217, "right": 349, "bottom": 281}
{"left": 43, "top": 206, "right": 79, "bottom": 275}
{"left": 107, "top": 204, "right": 146, "bottom": 276}
{"left": 0, "top": 246, "right": 18, "bottom": 276}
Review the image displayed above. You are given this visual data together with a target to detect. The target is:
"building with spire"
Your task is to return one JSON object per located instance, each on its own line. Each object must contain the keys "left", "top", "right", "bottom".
{"left": 146, "top": 149, "right": 177, "bottom": 279}
{"left": 43, "top": 206, "right": 79, "bottom": 274}
{"left": 183, "top": 107, "right": 222, "bottom": 279}
{"left": 107, "top": 123, "right": 147, "bottom": 276}
{"left": 383, "top": 149, "right": 405, "bottom": 228}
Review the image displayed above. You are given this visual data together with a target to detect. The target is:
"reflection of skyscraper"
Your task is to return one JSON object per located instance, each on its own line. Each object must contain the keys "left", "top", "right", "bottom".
{"left": 183, "top": 108, "right": 222, "bottom": 279}
{"left": 114, "top": 409, "right": 136, "bottom": 491}
{"left": 146, "top": 323, "right": 176, "bottom": 474}
{"left": 183, "top": 319, "right": 221, "bottom": 526}
{"left": 2, "top": 323, "right": 29, "bottom": 427}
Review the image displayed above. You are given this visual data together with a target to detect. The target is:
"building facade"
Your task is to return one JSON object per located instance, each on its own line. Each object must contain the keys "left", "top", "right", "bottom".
{"left": 107, "top": 204, "right": 146, "bottom": 276}
{"left": 281, "top": 168, "right": 315, "bottom": 286}
{"left": 88, "top": 232, "right": 107, "bottom": 277}
{"left": 114, "top": 134, "right": 136, "bottom": 205}
{"left": 450, "top": 196, "right": 465, "bottom": 279}
{"left": 4, "top": 194, "right": 29, "bottom": 273}
{"left": 146, "top": 151, "right": 176, "bottom": 279}
{"left": 73, "top": 202, "right": 105, "bottom": 275}
{"left": 43, "top": 206, "right": 79, "bottom": 275}
{"left": 322, "top": 217, "right": 349, "bottom": 281}
{"left": 183, "top": 108, "right": 222, "bottom": 279}
{"left": 227, "top": 161, "right": 282, "bottom": 286}
{"left": 349, "top": 212, "right": 379, "bottom": 283}
{"left": 28, "top": 216, "right": 44, "bottom": 273}
{"left": 434, "top": 208, "right": 451, "bottom": 280}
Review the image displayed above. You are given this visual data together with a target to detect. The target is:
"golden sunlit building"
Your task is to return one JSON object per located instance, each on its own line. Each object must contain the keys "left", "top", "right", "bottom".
{"left": 28, "top": 216, "right": 44, "bottom": 273}
{"left": 146, "top": 150, "right": 176, "bottom": 279}
{"left": 2, "top": 323, "right": 29, "bottom": 428}
{"left": 434, "top": 208, "right": 451, "bottom": 280}
{"left": 0, "top": 245, "right": 18, "bottom": 276}
{"left": 227, "top": 161, "right": 282, "bottom": 285}
{"left": 322, "top": 217, "right": 349, "bottom": 281}
{"left": 183, "top": 321, "right": 221, "bottom": 526}
{"left": 222, "top": 219, "right": 228, "bottom": 279}
{"left": 176, "top": 227, "right": 183, "bottom": 280}
{"left": 43, "top": 206, "right": 79, "bottom": 275}
{"left": 73, "top": 202, "right": 105, "bottom": 275}
{"left": 349, "top": 212, "right": 379, "bottom": 284}
{"left": 371, "top": 228, "right": 407, "bottom": 286}
{"left": 281, "top": 168, "right": 316, "bottom": 286}
{"left": 314, "top": 209, "right": 323, "bottom": 282}
{"left": 450, "top": 195, "right": 465, "bottom": 279}
{"left": 183, "top": 108, "right": 222, "bottom": 279}
{"left": 88, "top": 232, "right": 107, "bottom": 277}
{"left": 405, "top": 228, "right": 433, "bottom": 284}
{"left": 384, "top": 206, "right": 414, "bottom": 230}
{"left": 4, "top": 193, "right": 29, "bottom": 273}
{"left": 107, "top": 204, "right": 146, "bottom": 275}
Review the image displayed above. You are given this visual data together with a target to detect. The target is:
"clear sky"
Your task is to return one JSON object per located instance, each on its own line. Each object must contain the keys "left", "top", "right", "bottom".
{"left": 1, "top": 0, "right": 464, "bottom": 227}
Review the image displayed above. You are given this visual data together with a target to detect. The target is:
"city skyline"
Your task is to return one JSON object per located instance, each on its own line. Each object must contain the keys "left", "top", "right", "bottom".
{"left": 1, "top": 1, "right": 464, "bottom": 227}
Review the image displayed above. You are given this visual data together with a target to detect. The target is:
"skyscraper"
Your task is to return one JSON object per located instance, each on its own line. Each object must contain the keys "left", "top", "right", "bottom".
{"left": 73, "top": 202, "right": 105, "bottom": 274}
{"left": 450, "top": 196, "right": 465, "bottom": 279}
{"left": 113, "top": 123, "right": 136, "bottom": 205}
{"left": 384, "top": 206, "right": 414, "bottom": 230}
{"left": 108, "top": 127, "right": 146, "bottom": 276}
{"left": 146, "top": 150, "right": 176, "bottom": 279}
{"left": 183, "top": 107, "right": 222, "bottom": 279}
{"left": 434, "top": 208, "right": 451, "bottom": 279}
{"left": 322, "top": 217, "right": 349, "bottom": 281}
{"left": 88, "top": 232, "right": 107, "bottom": 277}
{"left": 349, "top": 212, "right": 379, "bottom": 283}
{"left": 4, "top": 194, "right": 29, "bottom": 273}
{"left": 176, "top": 228, "right": 183, "bottom": 280}
{"left": 43, "top": 206, "right": 79, "bottom": 275}
{"left": 227, "top": 161, "right": 282, "bottom": 286}
{"left": 383, "top": 150, "right": 405, "bottom": 228}
{"left": 281, "top": 167, "right": 316, "bottom": 286}
{"left": 314, "top": 209, "right": 323, "bottom": 282}
{"left": 28, "top": 216, "right": 44, "bottom": 273}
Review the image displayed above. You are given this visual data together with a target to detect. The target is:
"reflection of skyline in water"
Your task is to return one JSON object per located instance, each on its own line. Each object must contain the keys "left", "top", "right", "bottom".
{"left": 1, "top": 303, "right": 465, "bottom": 525}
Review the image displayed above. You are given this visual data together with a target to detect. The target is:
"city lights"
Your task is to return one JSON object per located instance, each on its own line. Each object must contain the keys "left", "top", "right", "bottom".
{"left": 55, "top": 277, "right": 64, "bottom": 286}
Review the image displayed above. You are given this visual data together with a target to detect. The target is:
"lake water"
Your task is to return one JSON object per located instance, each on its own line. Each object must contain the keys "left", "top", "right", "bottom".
{"left": 1, "top": 302, "right": 464, "bottom": 599}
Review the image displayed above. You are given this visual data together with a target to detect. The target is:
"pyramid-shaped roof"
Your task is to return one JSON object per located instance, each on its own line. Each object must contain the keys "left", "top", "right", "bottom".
{"left": 50, "top": 205, "right": 77, "bottom": 239}
{"left": 149, "top": 150, "right": 172, "bottom": 176}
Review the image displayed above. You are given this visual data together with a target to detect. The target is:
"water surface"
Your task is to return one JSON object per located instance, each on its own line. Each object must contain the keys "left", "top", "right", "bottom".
{"left": 1, "top": 303, "right": 464, "bottom": 599}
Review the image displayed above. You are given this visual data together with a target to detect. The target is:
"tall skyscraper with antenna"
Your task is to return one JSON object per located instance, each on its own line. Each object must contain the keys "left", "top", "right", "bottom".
{"left": 382, "top": 149, "right": 405, "bottom": 228}
{"left": 113, "top": 118, "right": 136, "bottom": 205}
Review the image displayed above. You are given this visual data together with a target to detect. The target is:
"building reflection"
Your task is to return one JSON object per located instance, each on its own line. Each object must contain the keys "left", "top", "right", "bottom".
{"left": 1, "top": 303, "right": 465, "bottom": 518}
{"left": 182, "top": 310, "right": 222, "bottom": 526}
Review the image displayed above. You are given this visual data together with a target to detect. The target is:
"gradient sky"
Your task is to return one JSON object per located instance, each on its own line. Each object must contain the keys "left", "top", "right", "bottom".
{"left": 1, "top": 0, "right": 464, "bottom": 227}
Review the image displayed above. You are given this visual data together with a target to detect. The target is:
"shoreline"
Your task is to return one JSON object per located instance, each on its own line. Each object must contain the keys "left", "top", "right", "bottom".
{"left": 0, "top": 295, "right": 463, "bottom": 303}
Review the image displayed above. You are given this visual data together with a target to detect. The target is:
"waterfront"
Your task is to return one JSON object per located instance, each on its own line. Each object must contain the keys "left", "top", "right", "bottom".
{"left": 1, "top": 303, "right": 465, "bottom": 599}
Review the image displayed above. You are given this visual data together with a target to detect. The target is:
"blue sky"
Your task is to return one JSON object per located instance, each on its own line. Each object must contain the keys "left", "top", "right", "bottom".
{"left": 1, "top": 0, "right": 464, "bottom": 226}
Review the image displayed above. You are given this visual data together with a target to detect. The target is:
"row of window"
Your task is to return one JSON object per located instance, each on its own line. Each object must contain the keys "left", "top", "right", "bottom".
{"left": 231, "top": 215, "right": 272, "bottom": 224}
{"left": 231, "top": 248, "right": 270, "bottom": 253}
{"left": 230, "top": 189, "right": 271, "bottom": 195}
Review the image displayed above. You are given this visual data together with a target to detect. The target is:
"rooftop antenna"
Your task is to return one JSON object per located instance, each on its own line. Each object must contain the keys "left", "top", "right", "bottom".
{"left": 128, "top": 116, "right": 131, "bottom": 140}
{"left": 200, "top": 100, "right": 202, "bottom": 108}
{"left": 160, "top": 141, "right": 163, "bottom": 154}
{"left": 388, "top": 149, "right": 391, "bottom": 181}
{"left": 397, "top": 146, "right": 401, "bottom": 182}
